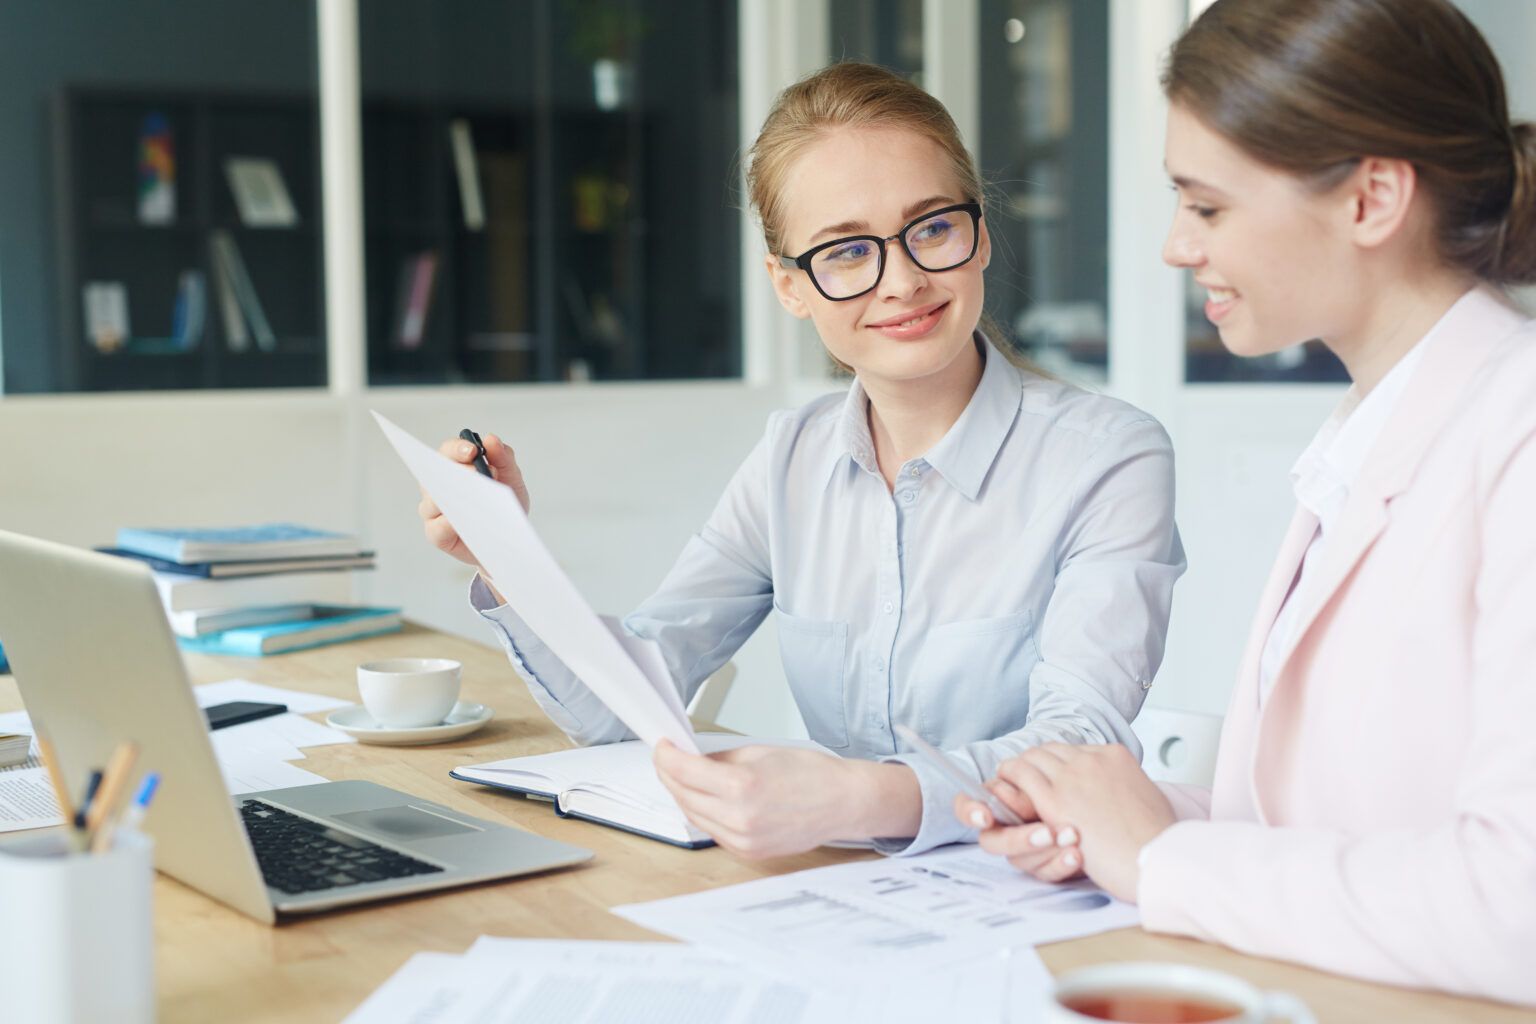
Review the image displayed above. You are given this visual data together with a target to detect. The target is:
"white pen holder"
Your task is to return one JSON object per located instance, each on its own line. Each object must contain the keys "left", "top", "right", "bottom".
{"left": 0, "top": 829, "right": 155, "bottom": 1024}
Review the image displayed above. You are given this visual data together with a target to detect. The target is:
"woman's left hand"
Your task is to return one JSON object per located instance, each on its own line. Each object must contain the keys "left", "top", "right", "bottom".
{"left": 653, "top": 741, "right": 861, "bottom": 859}
{"left": 993, "top": 743, "right": 1178, "bottom": 902}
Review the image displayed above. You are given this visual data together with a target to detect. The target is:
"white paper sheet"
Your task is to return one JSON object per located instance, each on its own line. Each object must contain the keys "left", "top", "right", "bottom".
{"left": 0, "top": 768, "right": 65, "bottom": 832}
{"left": 218, "top": 753, "right": 329, "bottom": 795}
{"left": 614, "top": 845, "right": 1138, "bottom": 986}
{"left": 209, "top": 727, "right": 306, "bottom": 765}
{"left": 373, "top": 411, "right": 697, "bottom": 752}
{"left": 220, "top": 711, "right": 355, "bottom": 751}
{"left": 193, "top": 678, "right": 352, "bottom": 714}
{"left": 466, "top": 938, "right": 1055, "bottom": 1024}
{"left": 342, "top": 938, "right": 1053, "bottom": 1024}
{"left": 601, "top": 615, "right": 690, "bottom": 729}
{"left": 344, "top": 941, "right": 847, "bottom": 1024}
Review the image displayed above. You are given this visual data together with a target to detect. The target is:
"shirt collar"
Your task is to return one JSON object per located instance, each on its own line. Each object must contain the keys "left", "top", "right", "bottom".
{"left": 1289, "top": 335, "right": 1429, "bottom": 517}
{"left": 825, "top": 335, "right": 1023, "bottom": 500}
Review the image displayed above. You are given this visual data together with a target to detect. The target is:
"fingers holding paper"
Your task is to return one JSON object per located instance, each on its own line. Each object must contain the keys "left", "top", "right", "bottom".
{"left": 654, "top": 741, "right": 856, "bottom": 860}
{"left": 419, "top": 431, "right": 531, "bottom": 568}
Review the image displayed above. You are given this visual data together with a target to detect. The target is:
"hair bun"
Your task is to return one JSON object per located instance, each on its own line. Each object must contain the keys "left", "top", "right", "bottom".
{"left": 1496, "top": 121, "right": 1536, "bottom": 284}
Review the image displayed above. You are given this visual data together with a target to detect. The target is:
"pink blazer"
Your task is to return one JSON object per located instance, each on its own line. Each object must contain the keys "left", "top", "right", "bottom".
{"left": 1138, "top": 288, "right": 1536, "bottom": 1007}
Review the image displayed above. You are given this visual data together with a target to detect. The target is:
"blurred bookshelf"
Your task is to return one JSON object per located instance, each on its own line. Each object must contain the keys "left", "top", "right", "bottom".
{"left": 361, "top": 101, "right": 654, "bottom": 385}
{"left": 358, "top": 0, "right": 740, "bottom": 387}
{"left": 53, "top": 87, "right": 325, "bottom": 392}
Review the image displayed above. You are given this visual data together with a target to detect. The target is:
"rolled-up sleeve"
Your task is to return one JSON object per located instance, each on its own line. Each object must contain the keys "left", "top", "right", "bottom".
{"left": 473, "top": 427, "right": 779, "bottom": 747}
{"left": 878, "top": 418, "right": 1186, "bottom": 854}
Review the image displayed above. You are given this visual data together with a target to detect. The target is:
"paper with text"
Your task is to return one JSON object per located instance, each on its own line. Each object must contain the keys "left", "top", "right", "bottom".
{"left": 341, "top": 937, "right": 1052, "bottom": 1024}
{"left": 615, "top": 844, "right": 1139, "bottom": 985}
{"left": 0, "top": 768, "right": 65, "bottom": 832}
{"left": 373, "top": 411, "right": 697, "bottom": 752}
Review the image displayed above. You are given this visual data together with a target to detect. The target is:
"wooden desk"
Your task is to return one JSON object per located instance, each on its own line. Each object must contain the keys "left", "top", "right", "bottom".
{"left": 1, "top": 624, "right": 1527, "bottom": 1022}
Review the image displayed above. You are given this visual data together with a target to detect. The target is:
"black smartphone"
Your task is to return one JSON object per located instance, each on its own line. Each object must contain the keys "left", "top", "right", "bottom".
{"left": 203, "top": 700, "right": 287, "bottom": 731}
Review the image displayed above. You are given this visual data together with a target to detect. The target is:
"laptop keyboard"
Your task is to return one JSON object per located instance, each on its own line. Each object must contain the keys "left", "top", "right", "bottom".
{"left": 239, "top": 799, "right": 445, "bottom": 896}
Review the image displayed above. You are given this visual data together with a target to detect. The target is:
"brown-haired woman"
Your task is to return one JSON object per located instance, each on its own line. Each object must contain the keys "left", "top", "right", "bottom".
{"left": 960, "top": 0, "right": 1536, "bottom": 1004}
{"left": 420, "top": 62, "right": 1185, "bottom": 859}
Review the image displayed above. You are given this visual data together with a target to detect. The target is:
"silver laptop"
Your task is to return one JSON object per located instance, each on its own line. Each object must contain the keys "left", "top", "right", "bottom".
{"left": 0, "top": 529, "right": 592, "bottom": 923}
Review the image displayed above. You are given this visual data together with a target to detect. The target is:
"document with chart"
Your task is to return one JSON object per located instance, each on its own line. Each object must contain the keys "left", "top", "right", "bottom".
{"left": 614, "top": 844, "right": 1139, "bottom": 983}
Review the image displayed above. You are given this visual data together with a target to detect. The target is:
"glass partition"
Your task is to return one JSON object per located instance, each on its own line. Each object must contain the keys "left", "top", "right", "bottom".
{"left": 830, "top": 0, "right": 924, "bottom": 78}
{"left": 358, "top": 0, "right": 741, "bottom": 385}
{"left": 977, "top": 0, "right": 1110, "bottom": 381}
{"left": 0, "top": 0, "right": 324, "bottom": 393}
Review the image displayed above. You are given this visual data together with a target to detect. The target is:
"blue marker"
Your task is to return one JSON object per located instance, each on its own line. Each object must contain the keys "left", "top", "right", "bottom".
{"left": 119, "top": 772, "right": 161, "bottom": 833}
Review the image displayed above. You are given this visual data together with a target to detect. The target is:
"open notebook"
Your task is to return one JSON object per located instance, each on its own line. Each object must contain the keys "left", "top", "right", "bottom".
{"left": 452, "top": 734, "right": 828, "bottom": 849}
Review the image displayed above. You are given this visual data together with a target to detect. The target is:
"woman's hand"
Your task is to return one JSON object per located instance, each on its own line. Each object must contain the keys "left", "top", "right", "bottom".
{"left": 954, "top": 781, "right": 1085, "bottom": 883}
{"left": 993, "top": 743, "right": 1178, "bottom": 902}
{"left": 653, "top": 741, "right": 896, "bottom": 859}
{"left": 417, "top": 432, "right": 530, "bottom": 569}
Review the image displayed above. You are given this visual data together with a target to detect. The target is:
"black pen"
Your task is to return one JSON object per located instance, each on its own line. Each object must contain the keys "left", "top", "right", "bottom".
{"left": 458, "top": 428, "right": 493, "bottom": 478}
{"left": 73, "top": 768, "right": 104, "bottom": 832}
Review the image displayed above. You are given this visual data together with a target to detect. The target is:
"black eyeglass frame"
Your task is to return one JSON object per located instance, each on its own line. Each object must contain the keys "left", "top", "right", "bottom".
{"left": 776, "top": 201, "right": 984, "bottom": 302}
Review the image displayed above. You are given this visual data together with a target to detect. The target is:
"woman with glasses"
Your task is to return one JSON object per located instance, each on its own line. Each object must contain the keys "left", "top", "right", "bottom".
{"left": 958, "top": 0, "right": 1536, "bottom": 1003}
{"left": 419, "top": 61, "right": 1185, "bottom": 858}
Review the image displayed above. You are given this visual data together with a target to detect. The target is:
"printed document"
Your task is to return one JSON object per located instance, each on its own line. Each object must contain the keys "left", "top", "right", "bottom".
{"left": 614, "top": 844, "right": 1139, "bottom": 984}
{"left": 342, "top": 937, "right": 1053, "bottom": 1024}
{"left": 0, "top": 768, "right": 65, "bottom": 832}
{"left": 373, "top": 412, "right": 697, "bottom": 751}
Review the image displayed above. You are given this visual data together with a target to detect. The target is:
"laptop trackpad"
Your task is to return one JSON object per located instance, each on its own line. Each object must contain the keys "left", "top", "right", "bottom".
{"left": 331, "top": 805, "right": 477, "bottom": 841}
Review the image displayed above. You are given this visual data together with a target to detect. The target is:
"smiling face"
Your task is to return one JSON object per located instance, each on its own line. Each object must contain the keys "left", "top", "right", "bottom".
{"left": 1161, "top": 102, "right": 1363, "bottom": 357}
{"left": 764, "top": 127, "right": 990, "bottom": 388}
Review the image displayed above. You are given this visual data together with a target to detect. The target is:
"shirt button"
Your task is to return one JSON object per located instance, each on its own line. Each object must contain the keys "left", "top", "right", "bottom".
{"left": 1140, "top": 676, "right": 1152, "bottom": 691}
{"left": 902, "top": 492, "right": 915, "bottom": 503}
{"left": 875, "top": 659, "right": 886, "bottom": 672}
{"left": 883, "top": 601, "right": 894, "bottom": 614}
{"left": 909, "top": 466, "right": 920, "bottom": 477}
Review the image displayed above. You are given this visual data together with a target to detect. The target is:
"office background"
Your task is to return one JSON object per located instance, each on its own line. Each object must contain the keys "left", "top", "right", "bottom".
{"left": 0, "top": 0, "right": 1531, "bottom": 738}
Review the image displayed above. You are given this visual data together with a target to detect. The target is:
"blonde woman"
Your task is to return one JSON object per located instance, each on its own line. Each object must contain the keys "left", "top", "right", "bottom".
{"left": 959, "top": 0, "right": 1536, "bottom": 1004}
{"left": 421, "top": 63, "right": 1185, "bottom": 858}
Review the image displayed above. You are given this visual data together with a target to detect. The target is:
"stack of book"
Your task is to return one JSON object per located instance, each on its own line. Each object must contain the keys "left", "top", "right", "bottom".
{"left": 103, "top": 524, "right": 401, "bottom": 656}
{"left": 0, "top": 732, "right": 30, "bottom": 769}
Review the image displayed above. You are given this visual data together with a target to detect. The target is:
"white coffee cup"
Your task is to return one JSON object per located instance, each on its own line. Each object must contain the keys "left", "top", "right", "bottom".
{"left": 357, "top": 658, "right": 461, "bottom": 728}
{"left": 1047, "top": 962, "right": 1315, "bottom": 1023}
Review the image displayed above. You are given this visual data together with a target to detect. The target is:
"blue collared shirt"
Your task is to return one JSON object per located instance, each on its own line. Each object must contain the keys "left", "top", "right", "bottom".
{"left": 473, "top": 338, "right": 1185, "bottom": 854}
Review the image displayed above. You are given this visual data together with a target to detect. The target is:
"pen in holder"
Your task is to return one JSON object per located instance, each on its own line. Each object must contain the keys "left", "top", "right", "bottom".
{"left": 0, "top": 829, "right": 155, "bottom": 1024}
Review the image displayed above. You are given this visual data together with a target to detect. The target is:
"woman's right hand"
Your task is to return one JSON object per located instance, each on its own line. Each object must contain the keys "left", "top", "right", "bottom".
{"left": 954, "top": 778, "right": 1084, "bottom": 884}
{"left": 417, "top": 431, "right": 530, "bottom": 568}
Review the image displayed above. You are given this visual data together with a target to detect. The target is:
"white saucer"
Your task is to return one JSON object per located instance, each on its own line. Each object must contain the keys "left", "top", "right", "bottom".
{"left": 325, "top": 701, "right": 493, "bottom": 746}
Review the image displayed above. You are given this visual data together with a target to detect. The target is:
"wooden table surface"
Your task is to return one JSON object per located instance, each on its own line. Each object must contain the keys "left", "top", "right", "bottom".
{"left": 1, "top": 623, "right": 1528, "bottom": 1023}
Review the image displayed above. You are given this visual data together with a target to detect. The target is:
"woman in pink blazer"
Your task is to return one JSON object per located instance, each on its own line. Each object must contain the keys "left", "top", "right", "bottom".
{"left": 956, "top": 0, "right": 1536, "bottom": 1005}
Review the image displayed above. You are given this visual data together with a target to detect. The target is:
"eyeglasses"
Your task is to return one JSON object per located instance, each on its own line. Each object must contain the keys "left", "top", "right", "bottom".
{"left": 777, "top": 202, "right": 983, "bottom": 302}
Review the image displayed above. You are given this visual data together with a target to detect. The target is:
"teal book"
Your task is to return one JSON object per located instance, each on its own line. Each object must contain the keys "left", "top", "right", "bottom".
{"left": 176, "top": 606, "right": 401, "bottom": 657}
{"left": 117, "top": 524, "right": 360, "bottom": 564}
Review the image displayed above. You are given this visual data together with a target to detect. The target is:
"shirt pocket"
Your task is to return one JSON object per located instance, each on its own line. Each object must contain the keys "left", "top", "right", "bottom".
{"left": 773, "top": 603, "right": 851, "bottom": 750}
{"left": 910, "top": 610, "right": 1036, "bottom": 746}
